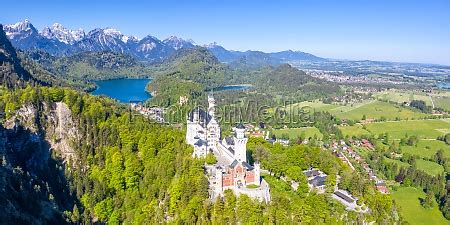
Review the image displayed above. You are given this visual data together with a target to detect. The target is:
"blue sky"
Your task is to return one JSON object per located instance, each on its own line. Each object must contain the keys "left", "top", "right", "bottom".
{"left": 1, "top": 0, "right": 449, "bottom": 65}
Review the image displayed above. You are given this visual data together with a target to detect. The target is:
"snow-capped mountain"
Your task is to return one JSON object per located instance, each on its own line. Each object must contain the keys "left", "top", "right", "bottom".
{"left": 71, "top": 28, "right": 131, "bottom": 54}
{"left": 163, "top": 36, "right": 195, "bottom": 50}
{"left": 41, "top": 23, "right": 85, "bottom": 44}
{"left": 3, "top": 19, "right": 38, "bottom": 40}
{"left": 3, "top": 20, "right": 69, "bottom": 55}
{"left": 132, "top": 35, "right": 174, "bottom": 60}
{"left": 2, "top": 20, "right": 324, "bottom": 63}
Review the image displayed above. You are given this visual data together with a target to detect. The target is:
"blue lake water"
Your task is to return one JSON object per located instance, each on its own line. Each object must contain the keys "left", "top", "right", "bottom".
{"left": 92, "top": 78, "right": 152, "bottom": 103}
{"left": 212, "top": 85, "right": 253, "bottom": 92}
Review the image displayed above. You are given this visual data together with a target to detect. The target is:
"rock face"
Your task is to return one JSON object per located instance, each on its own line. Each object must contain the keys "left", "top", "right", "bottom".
{"left": 46, "top": 102, "right": 79, "bottom": 160}
{"left": 0, "top": 103, "right": 77, "bottom": 224}
{"left": 5, "top": 102, "right": 79, "bottom": 161}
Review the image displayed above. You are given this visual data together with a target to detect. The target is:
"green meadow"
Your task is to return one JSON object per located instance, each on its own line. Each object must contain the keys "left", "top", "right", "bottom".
{"left": 434, "top": 96, "right": 450, "bottom": 111}
{"left": 340, "top": 119, "right": 450, "bottom": 139}
{"left": 340, "top": 124, "right": 371, "bottom": 137}
{"left": 280, "top": 100, "right": 427, "bottom": 121}
{"left": 399, "top": 140, "right": 450, "bottom": 159}
{"left": 375, "top": 90, "right": 432, "bottom": 105}
{"left": 271, "top": 127, "right": 323, "bottom": 140}
{"left": 363, "top": 119, "right": 450, "bottom": 139}
{"left": 383, "top": 157, "right": 410, "bottom": 169}
{"left": 415, "top": 159, "right": 445, "bottom": 176}
{"left": 392, "top": 187, "right": 449, "bottom": 225}
{"left": 332, "top": 100, "right": 427, "bottom": 121}
{"left": 382, "top": 157, "right": 444, "bottom": 176}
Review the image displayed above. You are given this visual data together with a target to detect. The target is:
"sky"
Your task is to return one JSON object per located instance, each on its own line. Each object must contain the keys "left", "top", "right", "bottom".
{"left": 1, "top": 0, "right": 450, "bottom": 65}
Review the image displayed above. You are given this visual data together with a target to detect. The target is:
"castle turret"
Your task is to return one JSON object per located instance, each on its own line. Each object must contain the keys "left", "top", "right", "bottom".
{"left": 233, "top": 124, "right": 248, "bottom": 162}
{"left": 208, "top": 93, "right": 216, "bottom": 117}
{"left": 254, "top": 161, "right": 261, "bottom": 185}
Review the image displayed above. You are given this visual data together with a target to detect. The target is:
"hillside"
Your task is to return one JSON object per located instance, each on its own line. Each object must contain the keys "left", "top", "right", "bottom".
{"left": 22, "top": 50, "right": 151, "bottom": 81}
{"left": 249, "top": 64, "right": 342, "bottom": 100}
{"left": 0, "top": 24, "right": 45, "bottom": 88}
{"left": 155, "top": 47, "right": 231, "bottom": 87}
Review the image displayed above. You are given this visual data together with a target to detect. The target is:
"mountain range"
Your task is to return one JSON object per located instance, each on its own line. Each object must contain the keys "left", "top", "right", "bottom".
{"left": 3, "top": 20, "right": 324, "bottom": 64}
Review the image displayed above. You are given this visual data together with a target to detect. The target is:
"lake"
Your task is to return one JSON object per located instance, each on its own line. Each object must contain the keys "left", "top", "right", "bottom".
{"left": 212, "top": 84, "right": 253, "bottom": 92}
{"left": 91, "top": 79, "right": 252, "bottom": 103}
{"left": 92, "top": 78, "right": 152, "bottom": 103}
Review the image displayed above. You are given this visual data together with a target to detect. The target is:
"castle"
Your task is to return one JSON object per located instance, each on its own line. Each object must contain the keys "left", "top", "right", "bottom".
{"left": 186, "top": 94, "right": 270, "bottom": 202}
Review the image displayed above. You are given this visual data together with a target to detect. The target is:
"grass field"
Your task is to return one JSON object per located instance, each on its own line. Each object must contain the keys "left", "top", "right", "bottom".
{"left": 434, "top": 96, "right": 450, "bottom": 111}
{"left": 280, "top": 100, "right": 427, "bottom": 121}
{"left": 415, "top": 159, "right": 445, "bottom": 176}
{"left": 363, "top": 119, "right": 450, "bottom": 139}
{"left": 271, "top": 127, "right": 323, "bottom": 140}
{"left": 383, "top": 157, "right": 410, "bottom": 168}
{"left": 383, "top": 157, "right": 444, "bottom": 176}
{"left": 340, "top": 119, "right": 450, "bottom": 139}
{"left": 375, "top": 90, "right": 432, "bottom": 105}
{"left": 392, "top": 187, "right": 449, "bottom": 225}
{"left": 400, "top": 140, "right": 450, "bottom": 159}
{"left": 340, "top": 124, "right": 371, "bottom": 137}
{"left": 332, "top": 101, "right": 427, "bottom": 121}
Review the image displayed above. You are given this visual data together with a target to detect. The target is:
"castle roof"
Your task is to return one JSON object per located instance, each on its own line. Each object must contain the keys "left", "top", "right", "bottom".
{"left": 242, "top": 161, "right": 254, "bottom": 170}
{"left": 229, "top": 159, "right": 254, "bottom": 171}
{"left": 236, "top": 123, "right": 245, "bottom": 129}
{"left": 188, "top": 108, "right": 212, "bottom": 125}
{"left": 225, "top": 137, "right": 235, "bottom": 145}
{"left": 194, "top": 139, "right": 207, "bottom": 146}
{"left": 230, "top": 159, "right": 239, "bottom": 168}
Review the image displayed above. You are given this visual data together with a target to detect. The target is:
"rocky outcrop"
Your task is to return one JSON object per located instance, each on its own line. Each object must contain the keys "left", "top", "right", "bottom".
{"left": 5, "top": 102, "right": 79, "bottom": 161}
{"left": 45, "top": 102, "right": 79, "bottom": 161}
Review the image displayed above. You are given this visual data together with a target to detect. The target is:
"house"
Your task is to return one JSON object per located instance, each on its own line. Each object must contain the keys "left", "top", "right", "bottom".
{"left": 375, "top": 181, "right": 389, "bottom": 194}
{"left": 303, "top": 168, "right": 328, "bottom": 193}
{"left": 334, "top": 190, "right": 356, "bottom": 204}
{"left": 309, "top": 176, "right": 327, "bottom": 191}
{"left": 361, "top": 139, "right": 374, "bottom": 150}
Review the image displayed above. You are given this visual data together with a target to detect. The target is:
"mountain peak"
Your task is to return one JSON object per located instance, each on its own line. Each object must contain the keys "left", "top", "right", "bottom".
{"left": 41, "top": 22, "right": 85, "bottom": 44}
{"left": 103, "top": 28, "right": 122, "bottom": 36}
{"left": 163, "top": 36, "right": 195, "bottom": 50}
{"left": 3, "top": 19, "right": 38, "bottom": 39}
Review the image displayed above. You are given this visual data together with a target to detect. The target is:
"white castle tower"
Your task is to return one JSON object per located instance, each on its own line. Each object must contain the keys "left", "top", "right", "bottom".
{"left": 206, "top": 93, "right": 220, "bottom": 150}
{"left": 254, "top": 161, "right": 261, "bottom": 183}
{"left": 233, "top": 124, "right": 248, "bottom": 162}
{"left": 208, "top": 93, "right": 216, "bottom": 117}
